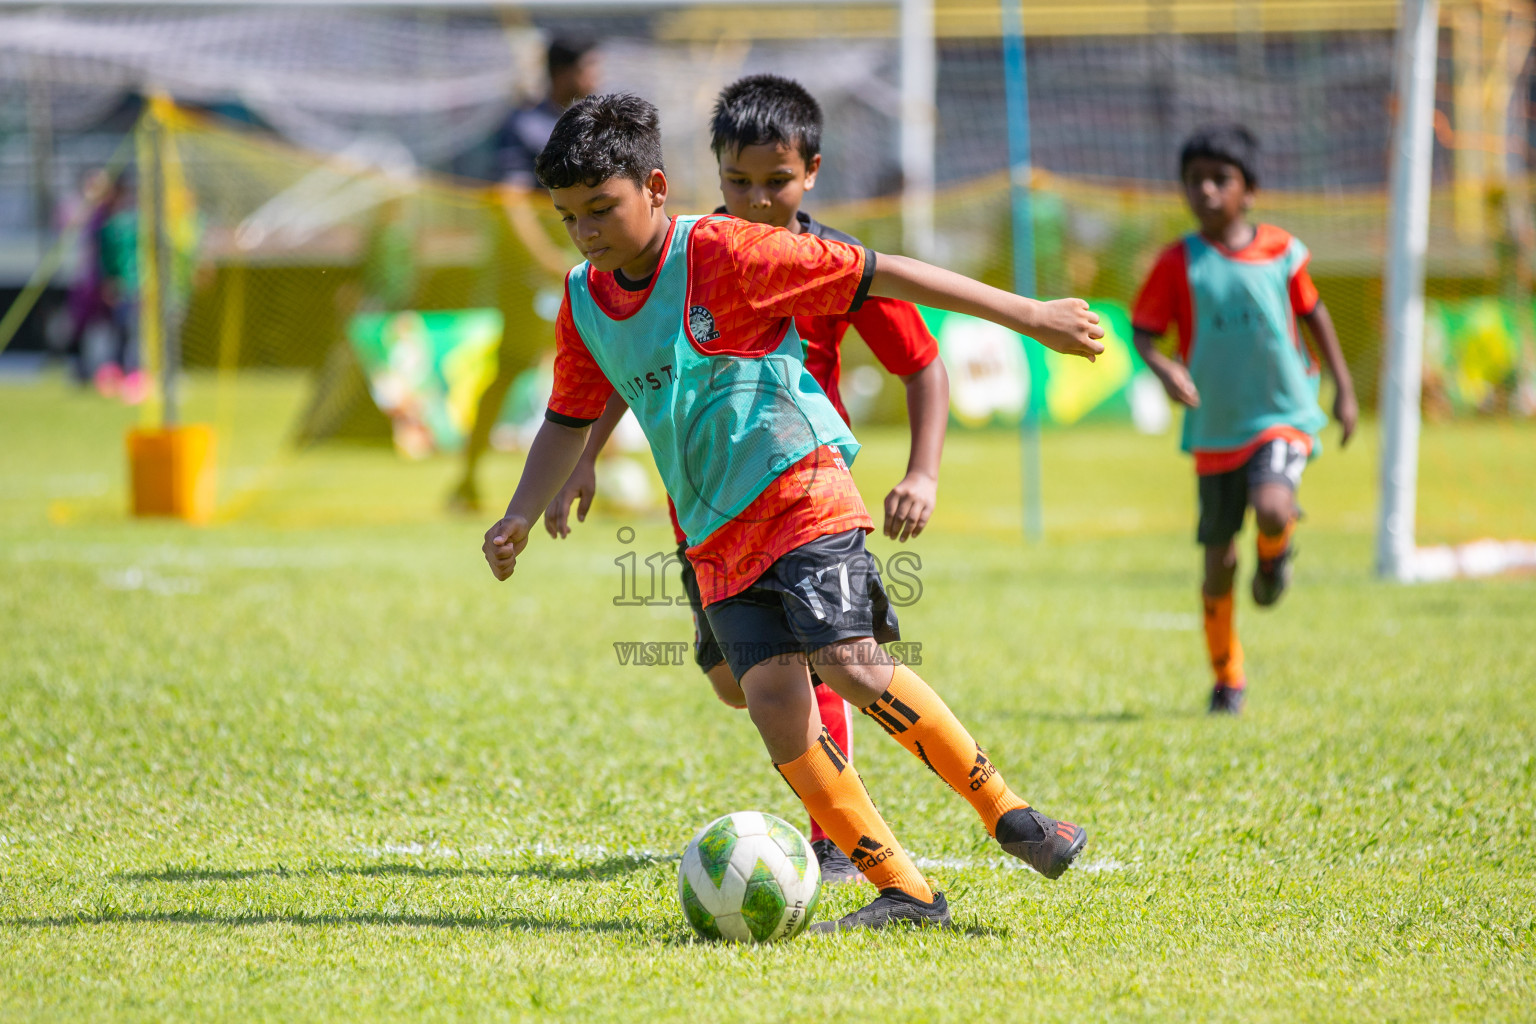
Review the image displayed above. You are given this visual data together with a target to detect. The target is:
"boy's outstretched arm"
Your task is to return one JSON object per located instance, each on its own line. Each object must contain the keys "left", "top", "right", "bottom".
{"left": 1132, "top": 328, "right": 1200, "bottom": 407}
{"left": 545, "top": 391, "right": 629, "bottom": 538}
{"left": 886, "top": 358, "right": 949, "bottom": 542}
{"left": 869, "top": 254, "right": 1105, "bottom": 359}
{"left": 484, "top": 419, "right": 590, "bottom": 580}
{"left": 1299, "top": 300, "right": 1358, "bottom": 447}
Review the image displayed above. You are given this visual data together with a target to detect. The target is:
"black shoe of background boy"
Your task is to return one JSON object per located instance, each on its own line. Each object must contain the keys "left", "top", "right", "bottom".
{"left": 810, "top": 839, "right": 865, "bottom": 885}
{"left": 1252, "top": 545, "right": 1295, "bottom": 607}
{"left": 1209, "top": 683, "right": 1247, "bottom": 715}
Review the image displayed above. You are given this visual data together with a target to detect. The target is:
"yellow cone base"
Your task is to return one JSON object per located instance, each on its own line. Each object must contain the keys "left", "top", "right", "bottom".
{"left": 127, "top": 425, "right": 217, "bottom": 524}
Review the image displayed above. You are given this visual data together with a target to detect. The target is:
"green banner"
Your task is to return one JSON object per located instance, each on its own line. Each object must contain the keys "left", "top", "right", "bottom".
{"left": 347, "top": 309, "right": 503, "bottom": 457}
{"left": 920, "top": 299, "right": 1170, "bottom": 431}
{"left": 1425, "top": 297, "right": 1536, "bottom": 415}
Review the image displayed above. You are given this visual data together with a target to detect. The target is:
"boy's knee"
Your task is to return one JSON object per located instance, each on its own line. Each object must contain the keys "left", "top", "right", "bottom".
{"left": 742, "top": 686, "right": 789, "bottom": 730}
{"left": 707, "top": 664, "right": 746, "bottom": 709}
{"left": 1251, "top": 492, "right": 1294, "bottom": 536}
{"left": 1205, "top": 541, "right": 1237, "bottom": 566}
{"left": 811, "top": 640, "right": 893, "bottom": 706}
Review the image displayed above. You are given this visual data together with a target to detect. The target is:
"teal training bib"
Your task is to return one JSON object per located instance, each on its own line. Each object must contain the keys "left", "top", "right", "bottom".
{"left": 566, "top": 215, "right": 860, "bottom": 546}
{"left": 1179, "top": 231, "right": 1327, "bottom": 454}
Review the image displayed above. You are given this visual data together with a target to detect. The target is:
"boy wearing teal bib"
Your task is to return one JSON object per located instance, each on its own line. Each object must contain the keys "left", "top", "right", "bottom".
{"left": 541, "top": 75, "right": 949, "bottom": 885}
{"left": 482, "top": 94, "right": 1105, "bottom": 931}
{"left": 1133, "top": 125, "right": 1358, "bottom": 715}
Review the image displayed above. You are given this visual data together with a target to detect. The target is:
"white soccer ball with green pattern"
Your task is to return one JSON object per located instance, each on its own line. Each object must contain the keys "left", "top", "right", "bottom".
{"left": 678, "top": 811, "right": 822, "bottom": 942}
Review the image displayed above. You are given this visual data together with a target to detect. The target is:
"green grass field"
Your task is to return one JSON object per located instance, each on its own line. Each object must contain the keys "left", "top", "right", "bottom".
{"left": 2, "top": 372, "right": 1533, "bottom": 1022}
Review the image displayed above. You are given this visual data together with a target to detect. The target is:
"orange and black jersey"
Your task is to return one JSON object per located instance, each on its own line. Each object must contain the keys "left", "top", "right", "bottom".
{"left": 713, "top": 207, "right": 940, "bottom": 424}
{"left": 546, "top": 215, "right": 878, "bottom": 605}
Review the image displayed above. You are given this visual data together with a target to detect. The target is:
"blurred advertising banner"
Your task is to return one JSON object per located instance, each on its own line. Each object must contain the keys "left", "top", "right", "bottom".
{"left": 347, "top": 309, "right": 502, "bottom": 458}
{"left": 923, "top": 301, "right": 1171, "bottom": 433}
{"left": 1424, "top": 298, "right": 1536, "bottom": 417}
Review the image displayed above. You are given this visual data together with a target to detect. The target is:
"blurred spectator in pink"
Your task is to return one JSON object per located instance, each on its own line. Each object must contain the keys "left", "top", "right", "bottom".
{"left": 62, "top": 169, "right": 115, "bottom": 386}
{"left": 94, "top": 172, "right": 145, "bottom": 404}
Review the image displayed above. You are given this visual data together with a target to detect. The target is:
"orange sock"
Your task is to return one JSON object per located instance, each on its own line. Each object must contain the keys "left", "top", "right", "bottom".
{"left": 807, "top": 682, "right": 852, "bottom": 844}
{"left": 862, "top": 664, "right": 1028, "bottom": 836}
{"left": 1203, "top": 591, "right": 1245, "bottom": 687}
{"left": 775, "top": 729, "right": 933, "bottom": 900}
{"left": 1257, "top": 520, "right": 1295, "bottom": 562}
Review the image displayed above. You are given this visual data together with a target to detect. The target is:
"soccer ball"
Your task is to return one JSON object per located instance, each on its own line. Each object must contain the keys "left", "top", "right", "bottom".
{"left": 677, "top": 811, "right": 822, "bottom": 942}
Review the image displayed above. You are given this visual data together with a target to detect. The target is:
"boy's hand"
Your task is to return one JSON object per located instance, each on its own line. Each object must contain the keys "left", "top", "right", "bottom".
{"left": 545, "top": 460, "right": 598, "bottom": 538}
{"left": 1029, "top": 298, "right": 1106, "bottom": 361}
{"left": 1334, "top": 387, "right": 1358, "bottom": 447}
{"left": 883, "top": 471, "right": 937, "bottom": 543}
{"left": 1154, "top": 361, "right": 1201, "bottom": 407}
{"left": 483, "top": 515, "right": 531, "bottom": 581}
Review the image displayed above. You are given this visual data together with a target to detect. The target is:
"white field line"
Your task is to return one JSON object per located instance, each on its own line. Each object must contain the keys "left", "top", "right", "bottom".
{"left": 0, "top": 472, "right": 110, "bottom": 499}
{"left": 7, "top": 541, "right": 358, "bottom": 571}
{"left": 353, "top": 842, "right": 1132, "bottom": 875}
{"left": 99, "top": 567, "right": 203, "bottom": 595}
{"left": 1412, "top": 539, "right": 1536, "bottom": 580}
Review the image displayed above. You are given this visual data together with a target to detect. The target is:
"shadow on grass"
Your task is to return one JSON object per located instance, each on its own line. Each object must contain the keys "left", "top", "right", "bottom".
{"left": 5, "top": 910, "right": 1005, "bottom": 943}
{"left": 5, "top": 911, "right": 651, "bottom": 934}
{"left": 644, "top": 921, "right": 1010, "bottom": 947}
{"left": 116, "top": 854, "right": 671, "bottom": 884}
{"left": 1028, "top": 709, "right": 1148, "bottom": 724}
{"left": 1027, "top": 707, "right": 1210, "bottom": 724}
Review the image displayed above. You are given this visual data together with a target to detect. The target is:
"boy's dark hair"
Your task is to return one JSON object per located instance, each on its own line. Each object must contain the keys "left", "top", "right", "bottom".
{"left": 710, "top": 74, "right": 822, "bottom": 165}
{"left": 535, "top": 93, "right": 664, "bottom": 190}
{"left": 1179, "top": 124, "right": 1259, "bottom": 188}
{"left": 547, "top": 36, "right": 597, "bottom": 79}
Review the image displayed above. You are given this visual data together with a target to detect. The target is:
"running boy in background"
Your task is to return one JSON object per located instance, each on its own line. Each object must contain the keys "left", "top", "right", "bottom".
{"left": 542, "top": 75, "right": 948, "bottom": 885}
{"left": 484, "top": 94, "right": 1102, "bottom": 930}
{"left": 1131, "top": 125, "right": 1357, "bottom": 715}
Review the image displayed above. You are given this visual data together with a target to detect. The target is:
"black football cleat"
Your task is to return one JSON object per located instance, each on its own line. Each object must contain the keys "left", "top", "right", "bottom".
{"left": 1252, "top": 544, "right": 1295, "bottom": 607}
{"left": 996, "top": 807, "right": 1087, "bottom": 879}
{"left": 1209, "top": 683, "right": 1247, "bottom": 715}
{"left": 810, "top": 838, "right": 865, "bottom": 885}
{"left": 809, "top": 888, "right": 951, "bottom": 933}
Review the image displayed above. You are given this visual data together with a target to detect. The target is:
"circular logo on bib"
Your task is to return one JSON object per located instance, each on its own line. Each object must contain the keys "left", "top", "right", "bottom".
{"left": 688, "top": 305, "right": 720, "bottom": 343}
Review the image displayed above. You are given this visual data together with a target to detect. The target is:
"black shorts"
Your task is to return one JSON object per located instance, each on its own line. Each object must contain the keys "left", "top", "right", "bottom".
{"left": 702, "top": 529, "right": 901, "bottom": 684}
{"left": 676, "top": 542, "right": 727, "bottom": 672}
{"left": 1197, "top": 436, "right": 1309, "bottom": 546}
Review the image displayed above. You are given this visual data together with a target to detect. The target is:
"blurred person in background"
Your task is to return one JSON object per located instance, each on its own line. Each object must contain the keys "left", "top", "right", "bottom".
{"left": 61, "top": 168, "right": 115, "bottom": 386}
{"left": 293, "top": 194, "right": 421, "bottom": 447}
{"left": 357, "top": 194, "right": 420, "bottom": 314}
{"left": 494, "top": 36, "right": 601, "bottom": 189}
{"left": 95, "top": 172, "right": 146, "bottom": 404}
{"left": 448, "top": 35, "right": 601, "bottom": 512}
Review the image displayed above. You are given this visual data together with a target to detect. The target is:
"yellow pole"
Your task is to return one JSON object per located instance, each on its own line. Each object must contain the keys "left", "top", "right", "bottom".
{"left": 135, "top": 104, "right": 163, "bottom": 428}
{"left": 1452, "top": 0, "right": 1486, "bottom": 242}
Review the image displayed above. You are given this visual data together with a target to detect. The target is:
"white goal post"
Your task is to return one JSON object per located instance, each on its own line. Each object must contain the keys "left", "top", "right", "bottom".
{"left": 1377, "top": 0, "right": 1438, "bottom": 582}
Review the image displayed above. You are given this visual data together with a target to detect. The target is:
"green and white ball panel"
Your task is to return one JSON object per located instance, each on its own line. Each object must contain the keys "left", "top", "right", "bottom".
{"left": 677, "top": 811, "right": 822, "bottom": 942}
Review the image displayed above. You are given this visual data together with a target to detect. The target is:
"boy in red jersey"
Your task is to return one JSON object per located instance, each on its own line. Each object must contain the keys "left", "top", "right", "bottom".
{"left": 1132, "top": 125, "right": 1357, "bottom": 715}
{"left": 543, "top": 75, "right": 947, "bottom": 884}
{"left": 485, "top": 94, "right": 1102, "bottom": 930}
